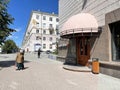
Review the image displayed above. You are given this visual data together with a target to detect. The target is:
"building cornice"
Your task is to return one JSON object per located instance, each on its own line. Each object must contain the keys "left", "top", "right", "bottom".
{"left": 32, "top": 10, "right": 58, "bottom": 17}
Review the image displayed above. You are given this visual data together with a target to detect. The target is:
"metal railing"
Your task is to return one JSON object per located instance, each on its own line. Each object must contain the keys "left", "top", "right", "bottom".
{"left": 60, "top": 28, "right": 98, "bottom": 36}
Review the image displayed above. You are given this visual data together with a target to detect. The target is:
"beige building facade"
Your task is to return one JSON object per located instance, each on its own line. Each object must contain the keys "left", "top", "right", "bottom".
{"left": 58, "top": 0, "right": 120, "bottom": 78}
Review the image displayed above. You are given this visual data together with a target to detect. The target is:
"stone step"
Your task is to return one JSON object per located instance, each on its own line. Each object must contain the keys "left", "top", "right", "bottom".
{"left": 63, "top": 65, "right": 91, "bottom": 72}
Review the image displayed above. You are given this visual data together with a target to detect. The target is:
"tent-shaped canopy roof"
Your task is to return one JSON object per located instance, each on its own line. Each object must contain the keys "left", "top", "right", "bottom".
{"left": 61, "top": 13, "right": 98, "bottom": 36}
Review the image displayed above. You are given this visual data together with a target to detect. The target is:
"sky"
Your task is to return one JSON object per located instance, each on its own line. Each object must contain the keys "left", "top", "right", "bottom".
{"left": 7, "top": 0, "right": 58, "bottom": 48}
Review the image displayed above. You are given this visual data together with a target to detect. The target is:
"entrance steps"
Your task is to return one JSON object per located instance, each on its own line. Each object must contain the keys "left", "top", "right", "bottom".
{"left": 63, "top": 65, "right": 91, "bottom": 72}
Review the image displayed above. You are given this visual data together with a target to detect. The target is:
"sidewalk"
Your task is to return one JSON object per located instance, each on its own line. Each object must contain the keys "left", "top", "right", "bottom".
{"left": 0, "top": 53, "right": 120, "bottom": 90}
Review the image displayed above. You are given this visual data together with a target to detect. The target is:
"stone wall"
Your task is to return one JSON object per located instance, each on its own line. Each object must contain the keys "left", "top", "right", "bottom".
{"left": 91, "top": 26, "right": 110, "bottom": 61}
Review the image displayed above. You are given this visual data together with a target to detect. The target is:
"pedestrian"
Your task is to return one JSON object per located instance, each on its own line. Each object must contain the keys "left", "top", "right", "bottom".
{"left": 15, "top": 49, "right": 24, "bottom": 70}
{"left": 23, "top": 49, "right": 25, "bottom": 55}
{"left": 38, "top": 48, "right": 41, "bottom": 58}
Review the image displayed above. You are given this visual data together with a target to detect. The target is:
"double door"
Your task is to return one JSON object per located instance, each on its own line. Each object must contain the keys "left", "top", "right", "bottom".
{"left": 76, "top": 37, "right": 90, "bottom": 66}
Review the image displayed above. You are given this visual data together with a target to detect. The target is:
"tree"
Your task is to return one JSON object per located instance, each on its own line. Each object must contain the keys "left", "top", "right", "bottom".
{"left": 0, "top": 0, "right": 15, "bottom": 45}
{"left": 2, "top": 39, "right": 18, "bottom": 53}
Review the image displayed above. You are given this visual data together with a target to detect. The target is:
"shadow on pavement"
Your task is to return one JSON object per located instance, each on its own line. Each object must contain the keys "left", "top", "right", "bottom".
{"left": 0, "top": 60, "right": 30, "bottom": 68}
{"left": 23, "top": 67, "right": 29, "bottom": 70}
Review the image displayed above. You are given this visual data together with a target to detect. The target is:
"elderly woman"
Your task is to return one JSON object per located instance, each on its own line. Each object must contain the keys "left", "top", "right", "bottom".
{"left": 16, "top": 49, "right": 24, "bottom": 70}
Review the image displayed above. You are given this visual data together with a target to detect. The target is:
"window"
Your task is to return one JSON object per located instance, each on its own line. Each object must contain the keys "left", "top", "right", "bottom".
{"left": 43, "top": 16, "right": 46, "bottom": 20}
{"left": 56, "top": 25, "right": 59, "bottom": 30}
{"left": 49, "top": 24, "right": 53, "bottom": 28}
{"left": 49, "top": 29, "right": 54, "bottom": 35}
{"left": 36, "top": 22, "right": 39, "bottom": 27}
{"left": 36, "top": 29, "right": 39, "bottom": 33}
{"left": 36, "top": 36, "right": 39, "bottom": 40}
{"left": 49, "top": 24, "right": 54, "bottom": 35}
{"left": 109, "top": 21, "right": 120, "bottom": 61}
{"left": 56, "top": 18, "right": 59, "bottom": 22}
{"left": 49, "top": 17, "right": 52, "bottom": 21}
{"left": 56, "top": 38, "right": 58, "bottom": 42}
{"left": 56, "top": 25, "right": 59, "bottom": 35}
{"left": 43, "top": 44, "right": 46, "bottom": 49}
{"left": 49, "top": 37, "right": 52, "bottom": 41}
{"left": 49, "top": 44, "right": 52, "bottom": 49}
{"left": 43, "top": 23, "right": 46, "bottom": 28}
{"left": 36, "top": 36, "right": 41, "bottom": 40}
{"left": 36, "top": 15, "right": 39, "bottom": 19}
{"left": 43, "top": 37, "right": 46, "bottom": 41}
{"left": 43, "top": 30, "right": 46, "bottom": 34}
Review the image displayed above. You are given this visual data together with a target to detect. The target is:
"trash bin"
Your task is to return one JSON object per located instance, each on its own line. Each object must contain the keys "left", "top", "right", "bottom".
{"left": 92, "top": 58, "right": 99, "bottom": 74}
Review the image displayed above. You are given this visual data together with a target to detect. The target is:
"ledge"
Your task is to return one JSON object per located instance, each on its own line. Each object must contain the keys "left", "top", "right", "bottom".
{"left": 57, "top": 56, "right": 66, "bottom": 59}
{"left": 88, "top": 60, "right": 120, "bottom": 70}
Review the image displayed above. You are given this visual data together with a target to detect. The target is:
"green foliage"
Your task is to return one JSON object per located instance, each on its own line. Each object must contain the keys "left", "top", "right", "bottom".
{"left": 2, "top": 39, "right": 18, "bottom": 53}
{"left": 52, "top": 43, "right": 58, "bottom": 55}
{"left": 0, "top": 0, "right": 16, "bottom": 45}
{"left": 52, "top": 49, "right": 58, "bottom": 55}
{"left": 49, "top": 28, "right": 54, "bottom": 35}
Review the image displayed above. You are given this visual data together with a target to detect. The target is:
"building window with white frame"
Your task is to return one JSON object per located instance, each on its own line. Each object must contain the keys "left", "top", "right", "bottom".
{"left": 49, "top": 24, "right": 52, "bottom": 28}
{"left": 43, "top": 37, "right": 46, "bottom": 41}
{"left": 49, "top": 37, "right": 53, "bottom": 41}
{"left": 43, "top": 30, "right": 46, "bottom": 34}
{"left": 49, "top": 24, "right": 54, "bottom": 34}
{"left": 56, "top": 25, "right": 59, "bottom": 35}
{"left": 36, "top": 22, "right": 39, "bottom": 27}
{"left": 36, "top": 29, "right": 39, "bottom": 33}
{"left": 43, "top": 16, "right": 46, "bottom": 20}
{"left": 49, "top": 44, "right": 52, "bottom": 49}
{"left": 56, "top": 18, "right": 59, "bottom": 22}
{"left": 36, "top": 15, "right": 39, "bottom": 20}
{"left": 43, "top": 23, "right": 46, "bottom": 28}
{"left": 49, "top": 17, "right": 52, "bottom": 21}
{"left": 36, "top": 36, "right": 40, "bottom": 40}
{"left": 56, "top": 38, "right": 58, "bottom": 42}
{"left": 43, "top": 44, "right": 46, "bottom": 49}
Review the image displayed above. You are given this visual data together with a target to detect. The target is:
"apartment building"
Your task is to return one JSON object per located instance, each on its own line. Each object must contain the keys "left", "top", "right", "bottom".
{"left": 58, "top": 0, "right": 120, "bottom": 78}
{"left": 22, "top": 11, "right": 59, "bottom": 52}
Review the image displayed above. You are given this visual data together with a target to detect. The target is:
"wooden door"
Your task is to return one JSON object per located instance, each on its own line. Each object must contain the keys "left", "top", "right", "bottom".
{"left": 76, "top": 37, "right": 90, "bottom": 66}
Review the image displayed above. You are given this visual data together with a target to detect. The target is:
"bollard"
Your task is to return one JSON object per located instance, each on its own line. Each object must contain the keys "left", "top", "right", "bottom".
{"left": 92, "top": 58, "right": 99, "bottom": 74}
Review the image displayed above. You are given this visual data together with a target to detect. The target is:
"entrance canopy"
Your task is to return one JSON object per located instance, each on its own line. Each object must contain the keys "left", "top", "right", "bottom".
{"left": 61, "top": 13, "right": 98, "bottom": 36}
